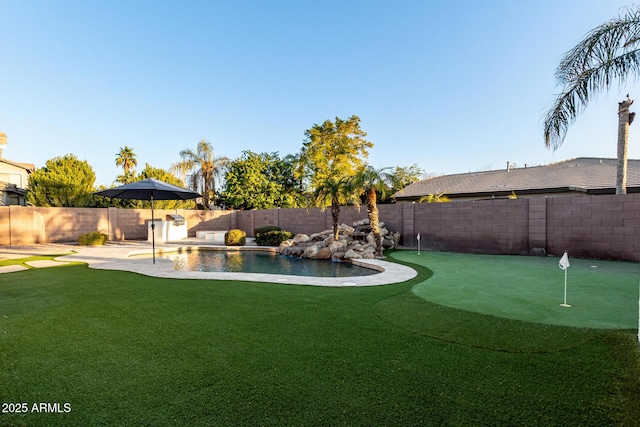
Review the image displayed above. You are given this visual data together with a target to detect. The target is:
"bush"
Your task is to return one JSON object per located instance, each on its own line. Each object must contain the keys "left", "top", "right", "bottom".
{"left": 254, "top": 225, "right": 282, "bottom": 235}
{"left": 255, "top": 229, "right": 294, "bottom": 246}
{"left": 225, "top": 229, "right": 246, "bottom": 246}
{"left": 78, "top": 231, "right": 108, "bottom": 246}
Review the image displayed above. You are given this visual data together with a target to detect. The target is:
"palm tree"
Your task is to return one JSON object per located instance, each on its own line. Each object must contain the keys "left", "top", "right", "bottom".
{"left": 419, "top": 192, "right": 450, "bottom": 203}
{"left": 115, "top": 146, "right": 137, "bottom": 184}
{"left": 312, "top": 176, "right": 360, "bottom": 241}
{"left": 171, "top": 140, "right": 230, "bottom": 209}
{"left": 354, "top": 166, "right": 391, "bottom": 257}
{"left": 543, "top": 6, "right": 640, "bottom": 194}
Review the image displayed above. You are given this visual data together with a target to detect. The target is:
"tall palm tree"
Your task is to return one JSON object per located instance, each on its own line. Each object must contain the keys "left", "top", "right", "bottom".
{"left": 115, "top": 146, "right": 137, "bottom": 184}
{"left": 171, "top": 140, "right": 230, "bottom": 209}
{"left": 543, "top": 6, "right": 640, "bottom": 194}
{"left": 354, "top": 166, "right": 391, "bottom": 257}
{"left": 312, "top": 176, "right": 359, "bottom": 241}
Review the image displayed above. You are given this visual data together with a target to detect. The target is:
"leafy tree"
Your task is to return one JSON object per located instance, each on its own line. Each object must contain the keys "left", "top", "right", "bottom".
{"left": 354, "top": 166, "right": 391, "bottom": 257}
{"left": 312, "top": 176, "right": 360, "bottom": 241}
{"left": 27, "top": 154, "right": 96, "bottom": 207}
{"left": 220, "top": 151, "right": 305, "bottom": 209}
{"left": 297, "top": 115, "right": 373, "bottom": 193}
{"left": 115, "top": 146, "right": 137, "bottom": 184}
{"left": 386, "top": 164, "right": 425, "bottom": 201}
{"left": 543, "top": 6, "right": 640, "bottom": 194}
{"left": 134, "top": 164, "right": 195, "bottom": 210}
{"left": 171, "top": 140, "right": 230, "bottom": 209}
{"left": 88, "top": 184, "right": 134, "bottom": 208}
{"left": 272, "top": 153, "right": 307, "bottom": 207}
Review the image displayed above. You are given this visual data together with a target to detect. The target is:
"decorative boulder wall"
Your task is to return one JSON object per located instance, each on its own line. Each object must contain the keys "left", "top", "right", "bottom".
{"left": 278, "top": 219, "right": 401, "bottom": 260}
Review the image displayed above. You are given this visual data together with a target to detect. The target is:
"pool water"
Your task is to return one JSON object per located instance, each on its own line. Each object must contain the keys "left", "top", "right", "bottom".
{"left": 162, "top": 250, "right": 379, "bottom": 277}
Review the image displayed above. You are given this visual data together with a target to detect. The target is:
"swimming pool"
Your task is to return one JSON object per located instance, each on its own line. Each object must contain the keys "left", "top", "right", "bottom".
{"left": 161, "top": 249, "right": 379, "bottom": 277}
{"left": 61, "top": 244, "right": 417, "bottom": 286}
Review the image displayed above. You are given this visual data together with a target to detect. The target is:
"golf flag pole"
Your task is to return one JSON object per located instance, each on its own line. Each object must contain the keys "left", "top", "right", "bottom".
{"left": 151, "top": 193, "right": 155, "bottom": 264}
{"left": 559, "top": 251, "right": 570, "bottom": 307}
{"left": 417, "top": 233, "right": 421, "bottom": 255}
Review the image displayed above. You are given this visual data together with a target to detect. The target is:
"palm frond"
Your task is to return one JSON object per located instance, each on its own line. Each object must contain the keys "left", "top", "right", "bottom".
{"left": 543, "top": 5, "right": 640, "bottom": 149}
{"left": 557, "top": 7, "right": 640, "bottom": 82}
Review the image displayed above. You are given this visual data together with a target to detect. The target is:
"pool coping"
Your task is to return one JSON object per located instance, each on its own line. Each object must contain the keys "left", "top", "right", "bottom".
{"left": 56, "top": 242, "right": 417, "bottom": 287}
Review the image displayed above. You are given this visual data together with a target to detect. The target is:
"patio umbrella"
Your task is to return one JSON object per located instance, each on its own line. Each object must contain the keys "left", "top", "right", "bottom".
{"left": 94, "top": 178, "right": 202, "bottom": 263}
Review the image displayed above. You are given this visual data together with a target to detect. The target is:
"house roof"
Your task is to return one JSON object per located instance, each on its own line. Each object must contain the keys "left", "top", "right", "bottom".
{"left": 394, "top": 158, "right": 640, "bottom": 200}
{"left": 0, "top": 157, "right": 35, "bottom": 172}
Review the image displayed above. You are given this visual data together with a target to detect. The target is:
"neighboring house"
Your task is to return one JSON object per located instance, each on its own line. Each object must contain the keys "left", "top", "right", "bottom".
{"left": 393, "top": 157, "right": 640, "bottom": 202}
{"left": 0, "top": 132, "right": 34, "bottom": 206}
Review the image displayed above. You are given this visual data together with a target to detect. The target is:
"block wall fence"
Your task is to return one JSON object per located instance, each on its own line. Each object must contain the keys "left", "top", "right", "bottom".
{"left": 0, "top": 194, "right": 638, "bottom": 262}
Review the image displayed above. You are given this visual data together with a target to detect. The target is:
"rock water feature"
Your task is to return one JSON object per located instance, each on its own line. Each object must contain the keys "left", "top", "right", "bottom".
{"left": 278, "top": 219, "right": 401, "bottom": 260}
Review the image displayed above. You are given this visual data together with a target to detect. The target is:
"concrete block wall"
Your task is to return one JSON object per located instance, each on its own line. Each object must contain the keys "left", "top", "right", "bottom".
{"left": 269, "top": 207, "right": 327, "bottom": 237}
{"left": 234, "top": 205, "right": 406, "bottom": 238}
{"left": 546, "top": 194, "right": 640, "bottom": 261}
{"left": 183, "top": 210, "right": 233, "bottom": 236}
{"left": 413, "top": 199, "right": 530, "bottom": 255}
{"left": 0, "top": 194, "right": 638, "bottom": 262}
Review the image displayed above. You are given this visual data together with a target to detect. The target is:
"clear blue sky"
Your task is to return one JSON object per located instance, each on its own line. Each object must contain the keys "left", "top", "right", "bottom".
{"left": 2, "top": 0, "right": 639, "bottom": 187}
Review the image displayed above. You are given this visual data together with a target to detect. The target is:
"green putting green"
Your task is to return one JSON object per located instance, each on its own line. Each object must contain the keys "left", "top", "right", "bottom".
{"left": 390, "top": 251, "right": 640, "bottom": 329}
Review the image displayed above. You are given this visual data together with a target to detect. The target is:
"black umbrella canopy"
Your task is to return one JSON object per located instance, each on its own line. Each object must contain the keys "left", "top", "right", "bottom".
{"left": 94, "top": 178, "right": 202, "bottom": 264}
{"left": 94, "top": 178, "right": 201, "bottom": 201}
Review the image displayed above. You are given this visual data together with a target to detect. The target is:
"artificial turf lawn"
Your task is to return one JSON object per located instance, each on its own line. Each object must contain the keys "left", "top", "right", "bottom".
{"left": 396, "top": 251, "right": 640, "bottom": 329}
{"left": 0, "top": 253, "right": 639, "bottom": 426}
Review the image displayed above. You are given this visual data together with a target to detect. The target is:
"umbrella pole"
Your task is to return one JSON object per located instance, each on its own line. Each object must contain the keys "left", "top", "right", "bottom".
{"left": 151, "top": 195, "right": 156, "bottom": 264}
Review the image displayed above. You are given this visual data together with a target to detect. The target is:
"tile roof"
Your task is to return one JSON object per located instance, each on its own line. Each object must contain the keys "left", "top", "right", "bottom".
{"left": 394, "top": 157, "right": 640, "bottom": 199}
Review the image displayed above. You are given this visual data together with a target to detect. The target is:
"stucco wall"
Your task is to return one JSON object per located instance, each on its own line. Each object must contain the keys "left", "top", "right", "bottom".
{"left": 1, "top": 194, "right": 638, "bottom": 261}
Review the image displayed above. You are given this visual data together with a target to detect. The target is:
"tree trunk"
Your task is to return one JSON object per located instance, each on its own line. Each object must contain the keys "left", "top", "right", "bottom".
{"left": 331, "top": 199, "right": 340, "bottom": 241}
{"left": 367, "top": 189, "right": 382, "bottom": 257}
{"left": 616, "top": 97, "right": 634, "bottom": 195}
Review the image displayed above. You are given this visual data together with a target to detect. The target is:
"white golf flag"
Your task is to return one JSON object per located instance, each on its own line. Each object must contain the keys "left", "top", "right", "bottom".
{"left": 559, "top": 252, "right": 570, "bottom": 270}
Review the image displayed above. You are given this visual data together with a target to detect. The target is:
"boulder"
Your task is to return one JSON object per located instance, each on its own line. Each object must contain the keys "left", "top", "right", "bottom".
{"left": 382, "top": 236, "right": 394, "bottom": 248}
{"left": 293, "top": 234, "right": 310, "bottom": 243}
{"left": 284, "top": 245, "right": 305, "bottom": 257}
{"left": 344, "top": 248, "right": 363, "bottom": 259}
{"left": 316, "top": 247, "right": 333, "bottom": 259}
{"left": 328, "top": 240, "right": 348, "bottom": 252}
{"left": 338, "top": 224, "right": 355, "bottom": 233}
{"left": 303, "top": 245, "right": 319, "bottom": 258}
{"left": 278, "top": 239, "right": 295, "bottom": 251}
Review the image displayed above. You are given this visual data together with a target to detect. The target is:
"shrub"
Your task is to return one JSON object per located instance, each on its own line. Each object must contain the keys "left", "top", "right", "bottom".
{"left": 225, "top": 229, "right": 246, "bottom": 246}
{"left": 78, "top": 231, "right": 108, "bottom": 246}
{"left": 255, "top": 229, "right": 294, "bottom": 246}
{"left": 254, "top": 225, "right": 282, "bottom": 235}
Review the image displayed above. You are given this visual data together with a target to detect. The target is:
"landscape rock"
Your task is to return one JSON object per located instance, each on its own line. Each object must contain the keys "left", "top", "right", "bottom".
{"left": 303, "top": 244, "right": 320, "bottom": 258}
{"left": 316, "top": 247, "right": 333, "bottom": 259}
{"left": 343, "top": 249, "right": 362, "bottom": 259}
{"left": 293, "top": 234, "right": 310, "bottom": 243}
{"left": 328, "top": 240, "right": 347, "bottom": 252}
{"left": 276, "top": 218, "right": 399, "bottom": 261}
